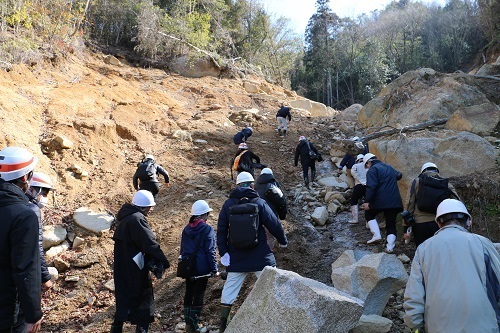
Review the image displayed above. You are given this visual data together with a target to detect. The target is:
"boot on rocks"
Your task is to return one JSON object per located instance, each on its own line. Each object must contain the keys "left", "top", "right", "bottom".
{"left": 278, "top": 129, "right": 282, "bottom": 136}
{"left": 367, "top": 219, "right": 382, "bottom": 244}
{"left": 219, "top": 304, "right": 232, "bottom": 333}
{"left": 304, "top": 176, "right": 310, "bottom": 189}
{"left": 348, "top": 205, "right": 358, "bottom": 224}
{"left": 283, "top": 129, "right": 287, "bottom": 136}
{"left": 386, "top": 234, "right": 396, "bottom": 253}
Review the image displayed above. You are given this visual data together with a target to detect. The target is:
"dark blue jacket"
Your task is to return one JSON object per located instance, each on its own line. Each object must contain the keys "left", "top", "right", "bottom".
{"left": 233, "top": 128, "right": 253, "bottom": 145}
{"left": 255, "top": 173, "right": 287, "bottom": 219}
{"left": 180, "top": 221, "right": 217, "bottom": 276}
{"left": 0, "top": 180, "right": 42, "bottom": 328}
{"left": 365, "top": 160, "right": 403, "bottom": 210}
{"left": 276, "top": 106, "right": 292, "bottom": 121}
{"left": 294, "top": 140, "right": 319, "bottom": 166}
{"left": 339, "top": 154, "right": 356, "bottom": 170}
{"left": 217, "top": 187, "right": 287, "bottom": 272}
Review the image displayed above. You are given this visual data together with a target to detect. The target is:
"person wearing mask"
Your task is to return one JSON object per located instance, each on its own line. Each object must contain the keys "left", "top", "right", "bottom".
{"left": 180, "top": 200, "right": 218, "bottom": 333}
{"left": 404, "top": 199, "right": 500, "bottom": 332}
{"left": 294, "top": 136, "right": 321, "bottom": 188}
{"left": 111, "top": 190, "right": 170, "bottom": 333}
{"left": 133, "top": 154, "right": 170, "bottom": 201}
{"left": 217, "top": 172, "right": 288, "bottom": 332}
{"left": 0, "top": 146, "right": 42, "bottom": 333}
{"left": 276, "top": 103, "right": 292, "bottom": 136}
{"left": 232, "top": 127, "right": 253, "bottom": 145}
{"left": 348, "top": 154, "right": 367, "bottom": 224}
{"left": 230, "top": 143, "right": 261, "bottom": 178}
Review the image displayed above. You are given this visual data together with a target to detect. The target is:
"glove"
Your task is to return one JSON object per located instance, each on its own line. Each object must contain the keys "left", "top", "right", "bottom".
{"left": 279, "top": 243, "right": 288, "bottom": 248}
{"left": 221, "top": 253, "right": 230, "bottom": 267}
{"left": 211, "top": 271, "right": 220, "bottom": 278}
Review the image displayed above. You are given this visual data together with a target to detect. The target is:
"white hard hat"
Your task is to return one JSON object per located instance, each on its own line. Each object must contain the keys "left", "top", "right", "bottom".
{"left": 246, "top": 127, "right": 253, "bottom": 132}
{"left": 261, "top": 168, "right": 273, "bottom": 175}
{"left": 356, "top": 154, "right": 364, "bottom": 162}
{"left": 238, "top": 143, "right": 248, "bottom": 150}
{"left": 421, "top": 162, "right": 438, "bottom": 174}
{"left": 351, "top": 136, "right": 360, "bottom": 141}
{"left": 236, "top": 171, "right": 254, "bottom": 185}
{"left": 298, "top": 136, "right": 306, "bottom": 142}
{"left": 30, "top": 172, "right": 53, "bottom": 189}
{"left": 435, "top": 199, "right": 471, "bottom": 223}
{"left": 0, "top": 146, "right": 38, "bottom": 181}
{"left": 145, "top": 154, "right": 155, "bottom": 161}
{"left": 363, "top": 153, "right": 376, "bottom": 165}
{"left": 191, "top": 200, "right": 213, "bottom": 216}
{"left": 132, "top": 190, "right": 156, "bottom": 207}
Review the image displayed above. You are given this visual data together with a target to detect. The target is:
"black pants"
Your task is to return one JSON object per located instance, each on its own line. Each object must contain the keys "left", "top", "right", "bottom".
{"left": 184, "top": 277, "right": 209, "bottom": 307}
{"left": 365, "top": 208, "right": 400, "bottom": 236}
{"left": 0, "top": 321, "right": 26, "bottom": 333}
{"left": 413, "top": 220, "right": 439, "bottom": 247}
{"left": 301, "top": 161, "right": 316, "bottom": 180}
{"left": 350, "top": 184, "right": 366, "bottom": 205}
{"left": 139, "top": 181, "right": 160, "bottom": 200}
{"left": 111, "top": 320, "right": 149, "bottom": 333}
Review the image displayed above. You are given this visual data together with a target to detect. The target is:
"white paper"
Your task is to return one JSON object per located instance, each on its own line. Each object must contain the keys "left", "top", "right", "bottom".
{"left": 133, "top": 252, "right": 145, "bottom": 270}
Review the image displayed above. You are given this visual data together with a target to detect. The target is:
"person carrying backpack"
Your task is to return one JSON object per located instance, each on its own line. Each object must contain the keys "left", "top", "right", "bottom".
{"left": 232, "top": 127, "right": 253, "bottom": 145}
{"left": 276, "top": 103, "right": 292, "bottom": 136}
{"left": 180, "top": 200, "right": 218, "bottom": 333}
{"left": 230, "top": 143, "right": 261, "bottom": 178}
{"left": 132, "top": 154, "right": 170, "bottom": 200}
{"left": 348, "top": 154, "right": 367, "bottom": 224}
{"left": 255, "top": 168, "right": 287, "bottom": 249}
{"left": 217, "top": 172, "right": 288, "bottom": 332}
{"left": 294, "top": 136, "right": 321, "bottom": 188}
{"left": 404, "top": 162, "right": 460, "bottom": 247}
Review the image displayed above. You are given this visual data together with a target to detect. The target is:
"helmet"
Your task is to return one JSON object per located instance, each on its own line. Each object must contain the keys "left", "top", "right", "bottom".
{"left": 30, "top": 172, "right": 53, "bottom": 189}
{"left": 144, "top": 154, "right": 154, "bottom": 161}
{"left": 236, "top": 171, "right": 254, "bottom": 185}
{"left": 261, "top": 168, "right": 273, "bottom": 175}
{"left": 356, "top": 154, "right": 364, "bottom": 162}
{"left": 363, "top": 153, "right": 376, "bottom": 165}
{"left": 246, "top": 127, "right": 253, "bottom": 133}
{"left": 132, "top": 190, "right": 156, "bottom": 207}
{"left": 351, "top": 136, "right": 360, "bottom": 141}
{"left": 238, "top": 143, "right": 248, "bottom": 150}
{"left": 191, "top": 200, "right": 213, "bottom": 216}
{"left": 0, "top": 146, "right": 38, "bottom": 181}
{"left": 298, "top": 136, "right": 306, "bottom": 142}
{"left": 421, "top": 162, "right": 438, "bottom": 174}
{"left": 435, "top": 199, "right": 471, "bottom": 223}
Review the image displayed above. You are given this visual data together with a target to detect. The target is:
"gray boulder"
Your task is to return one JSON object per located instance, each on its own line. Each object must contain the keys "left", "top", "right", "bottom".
{"left": 331, "top": 252, "right": 408, "bottom": 315}
{"left": 170, "top": 55, "right": 220, "bottom": 78}
{"left": 311, "top": 206, "right": 329, "bottom": 226}
{"left": 352, "top": 314, "right": 393, "bottom": 333}
{"left": 331, "top": 250, "right": 372, "bottom": 271}
{"left": 42, "top": 225, "right": 67, "bottom": 250}
{"left": 226, "top": 267, "right": 364, "bottom": 333}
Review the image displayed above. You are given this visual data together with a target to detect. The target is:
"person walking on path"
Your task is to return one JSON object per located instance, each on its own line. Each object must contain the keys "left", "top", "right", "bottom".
{"left": 217, "top": 172, "right": 288, "bottom": 332}
{"left": 276, "top": 103, "right": 292, "bottom": 136}
{"left": 232, "top": 127, "right": 253, "bottom": 145}
{"left": 362, "top": 153, "right": 404, "bottom": 253}
{"left": 404, "top": 199, "right": 500, "bottom": 332}
{"left": 404, "top": 162, "right": 460, "bottom": 247}
{"left": 294, "top": 136, "right": 321, "bottom": 188}
{"left": 133, "top": 154, "right": 170, "bottom": 201}
{"left": 337, "top": 137, "right": 369, "bottom": 188}
{"left": 180, "top": 200, "right": 218, "bottom": 333}
{"left": 0, "top": 146, "right": 42, "bottom": 333}
{"left": 230, "top": 143, "right": 261, "bottom": 178}
{"left": 348, "top": 154, "right": 367, "bottom": 224}
{"left": 111, "top": 190, "right": 170, "bottom": 333}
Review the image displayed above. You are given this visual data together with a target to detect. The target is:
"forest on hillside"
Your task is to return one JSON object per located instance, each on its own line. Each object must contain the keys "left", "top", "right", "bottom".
{"left": 0, "top": 0, "right": 498, "bottom": 108}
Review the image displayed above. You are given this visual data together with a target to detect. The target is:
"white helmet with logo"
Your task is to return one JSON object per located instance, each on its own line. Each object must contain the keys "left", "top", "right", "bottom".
{"left": 238, "top": 143, "right": 248, "bottom": 150}
{"left": 435, "top": 199, "right": 471, "bottom": 224}
{"left": 30, "top": 172, "right": 54, "bottom": 189}
{"left": 236, "top": 171, "right": 254, "bottom": 185}
{"left": 420, "top": 162, "right": 438, "bottom": 174}
{"left": 0, "top": 146, "right": 38, "bottom": 181}
{"left": 363, "top": 153, "right": 376, "bottom": 166}
{"left": 144, "top": 154, "right": 155, "bottom": 161}
{"left": 132, "top": 190, "right": 156, "bottom": 207}
{"left": 191, "top": 200, "right": 213, "bottom": 216}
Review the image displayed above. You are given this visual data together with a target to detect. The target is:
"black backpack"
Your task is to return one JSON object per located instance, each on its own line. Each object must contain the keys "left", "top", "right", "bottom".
{"left": 137, "top": 159, "right": 155, "bottom": 181}
{"left": 228, "top": 197, "right": 260, "bottom": 250}
{"left": 416, "top": 174, "right": 453, "bottom": 214}
{"left": 265, "top": 184, "right": 287, "bottom": 220}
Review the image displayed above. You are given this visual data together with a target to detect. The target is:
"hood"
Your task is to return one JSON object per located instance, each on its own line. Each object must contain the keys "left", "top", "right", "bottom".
{"left": 297, "top": 140, "right": 307, "bottom": 148}
{"left": 0, "top": 180, "right": 29, "bottom": 208}
{"left": 229, "top": 186, "right": 259, "bottom": 200}
{"left": 256, "top": 173, "right": 276, "bottom": 185}
{"left": 184, "top": 220, "right": 209, "bottom": 237}
{"left": 116, "top": 203, "right": 144, "bottom": 221}
{"left": 242, "top": 128, "right": 252, "bottom": 136}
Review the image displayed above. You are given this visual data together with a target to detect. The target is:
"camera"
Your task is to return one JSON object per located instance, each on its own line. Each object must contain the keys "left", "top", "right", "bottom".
{"left": 401, "top": 210, "right": 415, "bottom": 225}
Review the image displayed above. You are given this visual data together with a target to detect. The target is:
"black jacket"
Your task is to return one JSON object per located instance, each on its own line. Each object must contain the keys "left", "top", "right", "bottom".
{"left": 113, "top": 204, "right": 170, "bottom": 324}
{"left": 26, "top": 193, "right": 51, "bottom": 283}
{"left": 133, "top": 163, "right": 169, "bottom": 190}
{"left": 217, "top": 187, "right": 287, "bottom": 272}
{"left": 231, "top": 150, "right": 260, "bottom": 173}
{"left": 255, "top": 173, "right": 287, "bottom": 219}
{"left": 365, "top": 160, "right": 403, "bottom": 210}
{"left": 180, "top": 221, "right": 217, "bottom": 276}
{"left": 0, "top": 180, "right": 42, "bottom": 328}
{"left": 294, "top": 140, "right": 319, "bottom": 166}
{"left": 233, "top": 128, "right": 253, "bottom": 145}
{"left": 276, "top": 106, "right": 292, "bottom": 121}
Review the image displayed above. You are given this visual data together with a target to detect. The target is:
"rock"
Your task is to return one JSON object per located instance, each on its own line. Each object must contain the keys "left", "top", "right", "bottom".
{"left": 45, "top": 241, "right": 70, "bottom": 258}
{"left": 310, "top": 101, "right": 331, "bottom": 117}
{"left": 104, "top": 279, "right": 115, "bottom": 292}
{"left": 79, "top": 170, "right": 89, "bottom": 179}
{"left": 194, "top": 139, "right": 208, "bottom": 144}
{"left": 170, "top": 55, "right": 220, "bottom": 78}
{"left": 73, "top": 207, "right": 114, "bottom": 235}
{"left": 331, "top": 252, "right": 408, "bottom": 315}
{"left": 317, "top": 177, "right": 349, "bottom": 189}
{"left": 53, "top": 257, "right": 71, "bottom": 272}
{"left": 72, "top": 254, "right": 100, "bottom": 268}
{"left": 337, "top": 104, "right": 363, "bottom": 122}
{"left": 476, "top": 62, "right": 500, "bottom": 76}
{"left": 42, "top": 225, "right": 67, "bottom": 250}
{"left": 397, "top": 254, "right": 411, "bottom": 264}
{"left": 243, "top": 81, "right": 260, "bottom": 94}
{"left": 446, "top": 103, "right": 500, "bottom": 136}
{"left": 327, "top": 202, "right": 340, "bottom": 214}
{"left": 71, "top": 164, "right": 82, "bottom": 174}
{"left": 331, "top": 250, "right": 372, "bottom": 271}
{"left": 65, "top": 275, "right": 80, "bottom": 282}
{"left": 72, "top": 236, "right": 85, "bottom": 250}
{"left": 55, "top": 134, "right": 73, "bottom": 149}
{"left": 226, "top": 267, "right": 364, "bottom": 333}
{"left": 352, "top": 315, "right": 393, "bottom": 333}
{"left": 332, "top": 193, "right": 347, "bottom": 204}
{"left": 103, "top": 55, "right": 122, "bottom": 66}
{"left": 48, "top": 267, "right": 59, "bottom": 281}
{"left": 172, "top": 130, "right": 192, "bottom": 142}
{"left": 311, "top": 206, "right": 329, "bottom": 226}
{"left": 289, "top": 99, "right": 312, "bottom": 111}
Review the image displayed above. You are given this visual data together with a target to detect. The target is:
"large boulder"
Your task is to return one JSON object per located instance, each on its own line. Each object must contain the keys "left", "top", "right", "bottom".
{"left": 331, "top": 249, "right": 372, "bottom": 271}
{"left": 289, "top": 99, "right": 312, "bottom": 111}
{"left": 170, "top": 55, "right": 220, "bottom": 78}
{"left": 337, "top": 104, "right": 363, "bottom": 122}
{"left": 311, "top": 206, "right": 329, "bottom": 226}
{"left": 446, "top": 103, "right": 500, "bottom": 136}
{"left": 331, "top": 252, "right": 408, "bottom": 315}
{"left": 226, "top": 267, "right": 364, "bottom": 333}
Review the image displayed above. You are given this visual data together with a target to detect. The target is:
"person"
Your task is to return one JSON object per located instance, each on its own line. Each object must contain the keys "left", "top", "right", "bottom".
{"left": 362, "top": 153, "right": 403, "bottom": 253}
{"left": 337, "top": 137, "right": 368, "bottom": 188}
{"left": 276, "top": 103, "right": 292, "bottom": 136}
{"left": 232, "top": 127, "right": 253, "bottom": 145}
{"left": 230, "top": 143, "right": 261, "bottom": 178}
{"left": 403, "top": 199, "right": 500, "bottom": 332}
{"left": 180, "top": 200, "right": 218, "bottom": 333}
{"left": 294, "top": 136, "right": 321, "bottom": 188}
{"left": 132, "top": 154, "right": 170, "bottom": 201}
{"left": 217, "top": 172, "right": 288, "bottom": 332}
{"left": 254, "top": 168, "right": 287, "bottom": 249}
{"left": 0, "top": 146, "right": 43, "bottom": 333}
{"left": 404, "top": 162, "right": 460, "bottom": 247}
{"left": 111, "top": 190, "right": 170, "bottom": 333}
{"left": 348, "top": 154, "right": 367, "bottom": 224}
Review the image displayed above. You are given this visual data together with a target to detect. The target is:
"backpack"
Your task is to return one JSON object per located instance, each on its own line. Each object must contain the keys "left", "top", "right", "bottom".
{"left": 416, "top": 174, "right": 453, "bottom": 214}
{"left": 232, "top": 151, "right": 248, "bottom": 171}
{"left": 228, "top": 197, "right": 260, "bottom": 250}
{"left": 265, "top": 184, "right": 287, "bottom": 220}
{"left": 137, "top": 159, "right": 155, "bottom": 181}
{"left": 306, "top": 141, "right": 319, "bottom": 160}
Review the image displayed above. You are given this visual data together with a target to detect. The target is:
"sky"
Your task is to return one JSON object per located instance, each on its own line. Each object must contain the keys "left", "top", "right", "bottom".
{"left": 264, "top": 0, "right": 448, "bottom": 35}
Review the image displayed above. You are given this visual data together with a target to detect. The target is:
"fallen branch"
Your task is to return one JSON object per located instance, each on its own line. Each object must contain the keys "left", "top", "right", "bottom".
{"left": 361, "top": 118, "right": 449, "bottom": 142}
